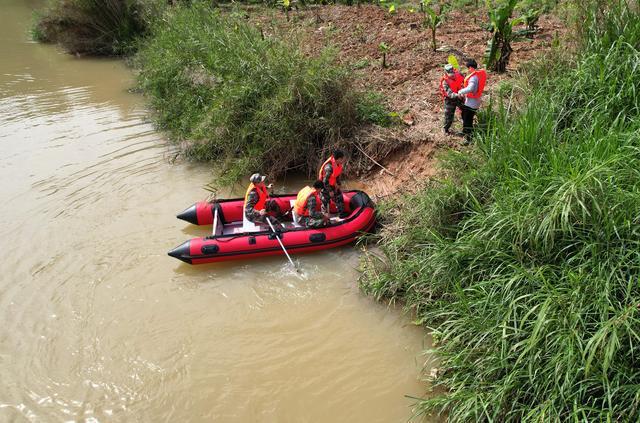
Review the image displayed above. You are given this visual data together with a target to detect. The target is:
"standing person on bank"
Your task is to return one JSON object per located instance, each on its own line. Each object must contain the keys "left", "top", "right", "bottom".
{"left": 243, "top": 173, "right": 280, "bottom": 224}
{"left": 439, "top": 63, "right": 464, "bottom": 135}
{"left": 318, "top": 149, "right": 348, "bottom": 218}
{"left": 294, "top": 181, "right": 329, "bottom": 228}
{"left": 457, "top": 59, "right": 487, "bottom": 144}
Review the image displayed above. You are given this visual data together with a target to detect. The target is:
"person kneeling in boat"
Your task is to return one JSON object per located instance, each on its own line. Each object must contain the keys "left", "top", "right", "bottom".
{"left": 244, "top": 173, "right": 280, "bottom": 224}
{"left": 319, "top": 149, "right": 348, "bottom": 218}
{"left": 295, "top": 181, "right": 329, "bottom": 228}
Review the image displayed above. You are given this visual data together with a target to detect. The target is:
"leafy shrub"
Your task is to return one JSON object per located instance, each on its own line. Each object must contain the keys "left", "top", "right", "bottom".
{"left": 34, "top": 0, "right": 165, "bottom": 55}
{"left": 136, "top": 2, "right": 362, "bottom": 183}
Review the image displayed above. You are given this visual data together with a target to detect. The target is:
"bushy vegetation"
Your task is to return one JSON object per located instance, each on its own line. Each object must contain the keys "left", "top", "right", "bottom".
{"left": 34, "top": 0, "right": 166, "bottom": 55}
{"left": 361, "top": 1, "right": 640, "bottom": 421}
{"left": 136, "top": 2, "right": 365, "bottom": 183}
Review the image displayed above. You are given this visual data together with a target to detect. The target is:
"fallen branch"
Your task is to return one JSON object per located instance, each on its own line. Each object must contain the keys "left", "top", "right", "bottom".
{"left": 353, "top": 142, "right": 396, "bottom": 176}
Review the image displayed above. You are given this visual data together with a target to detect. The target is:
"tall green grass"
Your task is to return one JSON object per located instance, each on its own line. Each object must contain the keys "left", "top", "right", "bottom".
{"left": 135, "top": 2, "right": 362, "bottom": 183}
{"left": 361, "top": 1, "right": 640, "bottom": 421}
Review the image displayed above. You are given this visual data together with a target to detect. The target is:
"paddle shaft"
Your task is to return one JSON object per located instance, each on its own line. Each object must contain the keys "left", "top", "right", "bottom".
{"left": 266, "top": 218, "right": 299, "bottom": 272}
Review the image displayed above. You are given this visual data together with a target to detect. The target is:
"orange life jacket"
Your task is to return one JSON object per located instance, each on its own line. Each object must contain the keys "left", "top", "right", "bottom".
{"left": 463, "top": 69, "right": 487, "bottom": 99}
{"left": 294, "top": 186, "right": 320, "bottom": 217}
{"left": 439, "top": 70, "right": 464, "bottom": 99}
{"left": 244, "top": 182, "right": 268, "bottom": 212}
{"left": 318, "top": 156, "right": 343, "bottom": 187}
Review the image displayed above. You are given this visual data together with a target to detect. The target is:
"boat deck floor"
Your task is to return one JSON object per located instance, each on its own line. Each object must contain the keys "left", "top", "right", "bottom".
{"left": 219, "top": 216, "right": 341, "bottom": 236}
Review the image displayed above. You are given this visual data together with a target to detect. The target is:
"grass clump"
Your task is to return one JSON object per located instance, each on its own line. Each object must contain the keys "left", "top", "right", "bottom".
{"left": 361, "top": 1, "right": 640, "bottom": 421}
{"left": 356, "top": 92, "right": 398, "bottom": 127}
{"left": 136, "top": 2, "right": 364, "bottom": 183}
{"left": 34, "top": 0, "right": 165, "bottom": 55}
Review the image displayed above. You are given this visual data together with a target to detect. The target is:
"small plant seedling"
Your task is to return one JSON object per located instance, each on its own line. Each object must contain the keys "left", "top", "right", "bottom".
{"left": 378, "top": 42, "right": 390, "bottom": 68}
{"left": 421, "top": 0, "right": 448, "bottom": 52}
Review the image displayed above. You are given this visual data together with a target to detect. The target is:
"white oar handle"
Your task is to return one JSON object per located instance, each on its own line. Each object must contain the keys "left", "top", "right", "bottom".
{"left": 266, "top": 218, "right": 298, "bottom": 271}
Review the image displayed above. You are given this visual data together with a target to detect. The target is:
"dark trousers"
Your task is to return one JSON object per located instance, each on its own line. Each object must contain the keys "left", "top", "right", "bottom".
{"left": 321, "top": 186, "right": 344, "bottom": 214}
{"left": 461, "top": 105, "right": 477, "bottom": 141}
{"left": 443, "top": 99, "right": 462, "bottom": 133}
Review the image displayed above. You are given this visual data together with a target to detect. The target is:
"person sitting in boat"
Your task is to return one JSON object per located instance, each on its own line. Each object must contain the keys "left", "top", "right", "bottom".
{"left": 295, "top": 180, "right": 329, "bottom": 228}
{"left": 319, "top": 149, "right": 348, "bottom": 218}
{"left": 244, "top": 173, "right": 280, "bottom": 224}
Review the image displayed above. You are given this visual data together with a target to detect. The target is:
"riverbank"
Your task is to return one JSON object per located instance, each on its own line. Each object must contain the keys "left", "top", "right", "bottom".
{"left": 245, "top": 3, "right": 566, "bottom": 197}
{"left": 361, "top": 1, "right": 640, "bottom": 420}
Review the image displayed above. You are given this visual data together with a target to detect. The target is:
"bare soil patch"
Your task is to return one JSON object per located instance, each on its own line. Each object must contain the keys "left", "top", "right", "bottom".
{"left": 251, "top": 4, "right": 566, "bottom": 198}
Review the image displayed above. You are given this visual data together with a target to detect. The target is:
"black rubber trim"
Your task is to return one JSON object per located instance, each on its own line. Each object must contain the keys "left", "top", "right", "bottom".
{"left": 201, "top": 244, "right": 219, "bottom": 255}
{"left": 309, "top": 233, "right": 326, "bottom": 243}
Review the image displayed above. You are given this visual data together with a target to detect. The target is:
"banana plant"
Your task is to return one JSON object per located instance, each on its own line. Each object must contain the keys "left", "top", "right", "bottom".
{"left": 484, "top": 0, "right": 525, "bottom": 72}
{"left": 521, "top": 8, "right": 541, "bottom": 38}
{"left": 378, "top": 42, "right": 390, "bottom": 68}
{"left": 421, "top": 1, "right": 448, "bottom": 52}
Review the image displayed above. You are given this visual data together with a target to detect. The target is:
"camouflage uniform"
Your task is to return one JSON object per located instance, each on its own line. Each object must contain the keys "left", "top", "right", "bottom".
{"left": 442, "top": 78, "right": 463, "bottom": 134}
{"left": 298, "top": 193, "right": 327, "bottom": 228}
{"left": 320, "top": 162, "right": 344, "bottom": 215}
{"left": 244, "top": 189, "right": 279, "bottom": 224}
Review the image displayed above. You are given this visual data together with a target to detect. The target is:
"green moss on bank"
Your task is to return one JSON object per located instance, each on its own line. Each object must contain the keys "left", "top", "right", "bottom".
{"left": 361, "top": 1, "right": 640, "bottom": 421}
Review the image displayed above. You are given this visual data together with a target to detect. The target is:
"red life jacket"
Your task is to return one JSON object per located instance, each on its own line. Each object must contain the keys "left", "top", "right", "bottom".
{"left": 244, "top": 183, "right": 268, "bottom": 212}
{"left": 318, "top": 156, "right": 343, "bottom": 187}
{"left": 463, "top": 69, "right": 487, "bottom": 99}
{"left": 439, "top": 70, "right": 464, "bottom": 99}
{"left": 294, "top": 186, "right": 320, "bottom": 217}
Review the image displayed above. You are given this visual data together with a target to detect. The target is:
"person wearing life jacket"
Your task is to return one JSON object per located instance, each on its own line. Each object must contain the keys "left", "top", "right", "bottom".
{"left": 294, "top": 180, "right": 329, "bottom": 228}
{"left": 318, "top": 149, "right": 348, "bottom": 218}
{"left": 439, "top": 63, "right": 464, "bottom": 135}
{"left": 244, "top": 173, "right": 279, "bottom": 224}
{"left": 457, "top": 58, "right": 487, "bottom": 144}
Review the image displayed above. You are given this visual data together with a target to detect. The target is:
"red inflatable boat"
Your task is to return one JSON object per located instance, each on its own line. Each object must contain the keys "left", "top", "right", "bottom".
{"left": 168, "top": 190, "right": 376, "bottom": 264}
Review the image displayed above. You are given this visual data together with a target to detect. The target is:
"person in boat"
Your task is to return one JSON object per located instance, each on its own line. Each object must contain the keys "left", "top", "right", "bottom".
{"left": 439, "top": 63, "right": 464, "bottom": 135}
{"left": 319, "top": 149, "right": 348, "bottom": 219}
{"left": 295, "top": 180, "right": 329, "bottom": 228}
{"left": 244, "top": 173, "right": 280, "bottom": 224}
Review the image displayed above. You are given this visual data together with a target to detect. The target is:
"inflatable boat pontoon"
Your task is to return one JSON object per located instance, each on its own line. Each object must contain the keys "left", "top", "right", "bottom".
{"left": 168, "top": 190, "right": 375, "bottom": 264}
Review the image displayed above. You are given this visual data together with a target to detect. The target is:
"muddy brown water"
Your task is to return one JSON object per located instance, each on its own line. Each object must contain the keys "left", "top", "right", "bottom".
{"left": 0, "top": 1, "right": 434, "bottom": 421}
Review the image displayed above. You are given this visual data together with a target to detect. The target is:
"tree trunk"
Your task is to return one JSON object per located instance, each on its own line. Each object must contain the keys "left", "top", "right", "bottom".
{"left": 431, "top": 27, "right": 437, "bottom": 51}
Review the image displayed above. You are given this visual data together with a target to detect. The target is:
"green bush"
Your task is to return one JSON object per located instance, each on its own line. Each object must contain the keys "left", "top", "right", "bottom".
{"left": 34, "top": 0, "right": 165, "bottom": 55}
{"left": 136, "top": 2, "right": 364, "bottom": 183}
{"left": 361, "top": 1, "right": 640, "bottom": 421}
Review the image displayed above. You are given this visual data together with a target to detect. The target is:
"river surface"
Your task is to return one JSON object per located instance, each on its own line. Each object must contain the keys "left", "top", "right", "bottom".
{"left": 0, "top": 1, "right": 433, "bottom": 421}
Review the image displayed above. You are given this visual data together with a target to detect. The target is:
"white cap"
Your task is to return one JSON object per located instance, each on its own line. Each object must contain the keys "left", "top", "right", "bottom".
{"left": 250, "top": 173, "right": 266, "bottom": 183}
